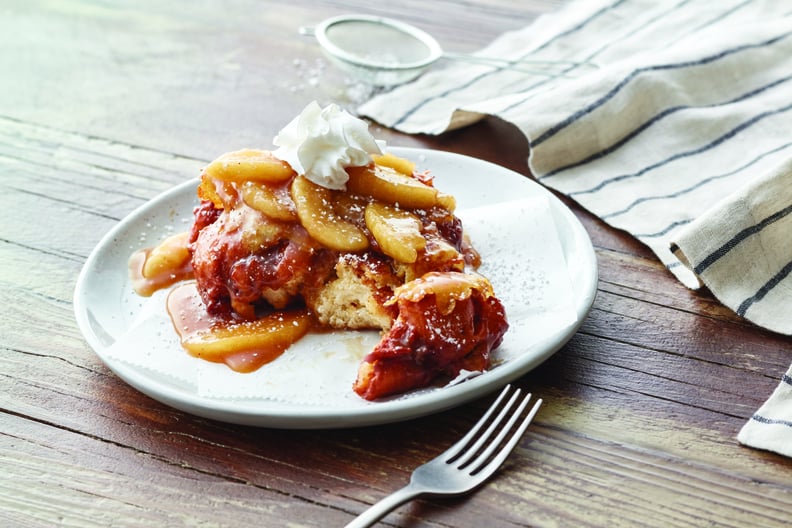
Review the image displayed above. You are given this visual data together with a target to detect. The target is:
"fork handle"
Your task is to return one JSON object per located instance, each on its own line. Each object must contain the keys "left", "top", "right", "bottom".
{"left": 344, "top": 484, "right": 423, "bottom": 528}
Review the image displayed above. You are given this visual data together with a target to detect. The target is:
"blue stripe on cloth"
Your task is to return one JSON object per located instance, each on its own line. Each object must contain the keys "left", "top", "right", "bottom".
{"left": 694, "top": 203, "right": 792, "bottom": 275}
{"left": 736, "top": 260, "right": 792, "bottom": 316}
{"left": 568, "top": 101, "right": 792, "bottom": 197}
{"left": 751, "top": 414, "right": 792, "bottom": 428}
{"left": 675, "top": 0, "right": 754, "bottom": 38}
{"left": 541, "top": 75, "right": 792, "bottom": 180}
{"left": 602, "top": 142, "right": 792, "bottom": 220}
{"left": 390, "top": 0, "right": 629, "bottom": 127}
{"left": 531, "top": 31, "right": 792, "bottom": 149}
{"left": 635, "top": 219, "right": 692, "bottom": 239}
{"left": 501, "top": 0, "right": 750, "bottom": 118}
{"left": 783, "top": 373, "right": 792, "bottom": 386}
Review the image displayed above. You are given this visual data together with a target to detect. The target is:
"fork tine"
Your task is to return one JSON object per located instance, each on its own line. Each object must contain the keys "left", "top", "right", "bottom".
{"left": 461, "top": 390, "right": 533, "bottom": 472}
{"left": 469, "top": 396, "right": 542, "bottom": 479}
{"left": 441, "top": 384, "right": 513, "bottom": 462}
{"left": 450, "top": 387, "right": 523, "bottom": 468}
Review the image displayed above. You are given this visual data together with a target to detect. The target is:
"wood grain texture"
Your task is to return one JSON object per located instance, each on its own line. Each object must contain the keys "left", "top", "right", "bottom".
{"left": 2, "top": 1, "right": 791, "bottom": 527}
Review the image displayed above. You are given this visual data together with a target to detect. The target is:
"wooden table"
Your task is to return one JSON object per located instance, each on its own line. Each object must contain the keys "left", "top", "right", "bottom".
{"left": 3, "top": 1, "right": 791, "bottom": 526}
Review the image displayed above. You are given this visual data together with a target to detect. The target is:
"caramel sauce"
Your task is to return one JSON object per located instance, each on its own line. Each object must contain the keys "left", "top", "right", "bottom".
{"left": 129, "top": 150, "right": 500, "bottom": 393}
{"left": 166, "top": 282, "right": 312, "bottom": 373}
{"left": 129, "top": 241, "right": 194, "bottom": 297}
{"left": 130, "top": 229, "right": 312, "bottom": 373}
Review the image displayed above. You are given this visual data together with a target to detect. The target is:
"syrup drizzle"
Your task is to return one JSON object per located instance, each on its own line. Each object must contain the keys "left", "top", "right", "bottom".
{"left": 166, "top": 282, "right": 312, "bottom": 373}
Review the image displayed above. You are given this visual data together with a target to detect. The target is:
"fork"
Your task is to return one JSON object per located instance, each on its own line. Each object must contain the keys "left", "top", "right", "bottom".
{"left": 344, "top": 384, "right": 542, "bottom": 528}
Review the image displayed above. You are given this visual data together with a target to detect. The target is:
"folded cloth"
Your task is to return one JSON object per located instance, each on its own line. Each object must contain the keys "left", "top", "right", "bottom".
{"left": 360, "top": 0, "right": 792, "bottom": 457}
{"left": 738, "top": 365, "right": 792, "bottom": 458}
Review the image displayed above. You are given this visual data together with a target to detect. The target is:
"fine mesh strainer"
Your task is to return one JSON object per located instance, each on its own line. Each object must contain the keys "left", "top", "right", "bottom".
{"left": 302, "top": 14, "right": 592, "bottom": 86}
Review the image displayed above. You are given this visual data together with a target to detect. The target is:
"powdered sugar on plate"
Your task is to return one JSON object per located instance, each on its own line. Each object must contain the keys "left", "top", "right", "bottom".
{"left": 74, "top": 147, "right": 596, "bottom": 427}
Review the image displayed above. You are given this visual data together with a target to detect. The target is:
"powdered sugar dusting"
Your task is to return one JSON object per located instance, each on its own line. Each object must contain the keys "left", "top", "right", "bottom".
{"left": 102, "top": 195, "right": 577, "bottom": 407}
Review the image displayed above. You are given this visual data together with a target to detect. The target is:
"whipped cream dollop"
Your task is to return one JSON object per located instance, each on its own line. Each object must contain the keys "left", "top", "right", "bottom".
{"left": 273, "top": 101, "right": 385, "bottom": 190}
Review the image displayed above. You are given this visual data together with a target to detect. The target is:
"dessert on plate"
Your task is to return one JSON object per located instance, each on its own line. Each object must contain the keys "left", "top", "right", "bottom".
{"left": 130, "top": 101, "right": 508, "bottom": 400}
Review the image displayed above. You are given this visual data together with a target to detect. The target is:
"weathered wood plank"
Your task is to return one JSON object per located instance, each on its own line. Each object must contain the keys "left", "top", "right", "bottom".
{"left": 2, "top": 1, "right": 791, "bottom": 527}
{"left": 1, "top": 413, "right": 358, "bottom": 528}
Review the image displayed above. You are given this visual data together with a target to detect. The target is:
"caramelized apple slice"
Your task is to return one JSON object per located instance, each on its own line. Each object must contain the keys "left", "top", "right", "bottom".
{"left": 346, "top": 164, "right": 438, "bottom": 209}
{"left": 291, "top": 175, "right": 369, "bottom": 251}
{"left": 388, "top": 271, "right": 495, "bottom": 314}
{"left": 130, "top": 231, "right": 194, "bottom": 297}
{"left": 372, "top": 152, "right": 416, "bottom": 176}
{"left": 436, "top": 192, "right": 457, "bottom": 212}
{"left": 142, "top": 231, "right": 191, "bottom": 279}
{"left": 205, "top": 149, "right": 295, "bottom": 184}
{"left": 241, "top": 181, "right": 298, "bottom": 222}
{"left": 365, "top": 202, "right": 426, "bottom": 264}
{"left": 182, "top": 309, "right": 312, "bottom": 369}
{"left": 197, "top": 176, "right": 233, "bottom": 209}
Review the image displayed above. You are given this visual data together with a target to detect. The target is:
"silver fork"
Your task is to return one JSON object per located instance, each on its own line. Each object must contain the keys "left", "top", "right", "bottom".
{"left": 344, "top": 384, "right": 542, "bottom": 528}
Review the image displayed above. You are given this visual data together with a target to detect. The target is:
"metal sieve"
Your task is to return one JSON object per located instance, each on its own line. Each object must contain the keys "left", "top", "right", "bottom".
{"left": 302, "top": 14, "right": 594, "bottom": 87}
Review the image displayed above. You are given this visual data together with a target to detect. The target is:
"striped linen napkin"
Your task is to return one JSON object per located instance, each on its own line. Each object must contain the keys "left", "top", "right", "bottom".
{"left": 359, "top": 0, "right": 792, "bottom": 457}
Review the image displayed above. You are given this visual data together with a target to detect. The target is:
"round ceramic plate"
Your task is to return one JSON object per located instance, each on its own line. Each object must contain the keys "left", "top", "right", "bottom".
{"left": 74, "top": 147, "right": 597, "bottom": 428}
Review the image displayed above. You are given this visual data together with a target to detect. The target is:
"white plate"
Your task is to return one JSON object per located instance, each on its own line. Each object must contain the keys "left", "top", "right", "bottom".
{"left": 74, "top": 147, "right": 597, "bottom": 428}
